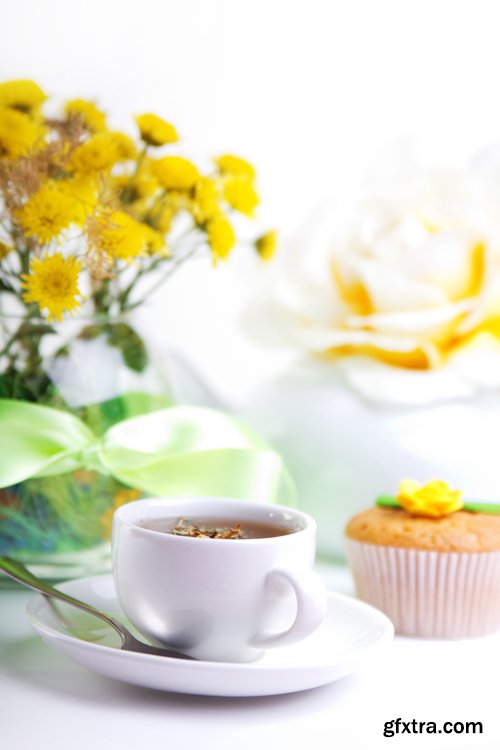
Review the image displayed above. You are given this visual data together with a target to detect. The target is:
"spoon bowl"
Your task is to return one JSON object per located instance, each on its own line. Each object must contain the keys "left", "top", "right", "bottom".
{"left": 0, "top": 556, "right": 195, "bottom": 660}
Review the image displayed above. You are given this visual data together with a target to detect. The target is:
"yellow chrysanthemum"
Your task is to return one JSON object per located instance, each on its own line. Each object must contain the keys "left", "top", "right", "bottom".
{"left": 134, "top": 172, "right": 160, "bottom": 199}
{"left": 134, "top": 157, "right": 162, "bottom": 195}
{"left": 69, "top": 133, "right": 120, "bottom": 174}
{"left": 255, "top": 230, "right": 277, "bottom": 261}
{"left": 191, "top": 177, "right": 220, "bottom": 223}
{"left": 0, "top": 241, "right": 13, "bottom": 260}
{"left": 0, "top": 107, "right": 44, "bottom": 158}
{"left": 156, "top": 204, "right": 178, "bottom": 234}
{"left": 98, "top": 211, "right": 147, "bottom": 260}
{"left": 153, "top": 156, "right": 200, "bottom": 190}
{"left": 113, "top": 171, "right": 158, "bottom": 202}
{"left": 397, "top": 479, "right": 464, "bottom": 518}
{"left": 136, "top": 114, "right": 178, "bottom": 147}
{"left": 141, "top": 223, "right": 168, "bottom": 255}
{"left": 108, "top": 131, "right": 138, "bottom": 161}
{"left": 0, "top": 80, "right": 46, "bottom": 114}
{"left": 215, "top": 154, "right": 255, "bottom": 180}
{"left": 16, "top": 184, "right": 84, "bottom": 244}
{"left": 22, "top": 253, "right": 82, "bottom": 321}
{"left": 58, "top": 176, "right": 99, "bottom": 220}
{"left": 65, "top": 99, "right": 107, "bottom": 131}
{"left": 223, "top": 177, "right": 259, "bottom": 217}
{"left": 207, "top": 214, "right": 236, "bottom": 261}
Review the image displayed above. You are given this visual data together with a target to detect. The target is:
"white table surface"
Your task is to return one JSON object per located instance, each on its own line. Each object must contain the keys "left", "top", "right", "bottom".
{"left": 1, "top": 563, "right": 499, "bottom": 750}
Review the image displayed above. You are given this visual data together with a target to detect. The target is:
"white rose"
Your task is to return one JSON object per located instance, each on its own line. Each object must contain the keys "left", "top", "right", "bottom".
{"left": 274, "top": 146, "right": 500, "bottom": 405}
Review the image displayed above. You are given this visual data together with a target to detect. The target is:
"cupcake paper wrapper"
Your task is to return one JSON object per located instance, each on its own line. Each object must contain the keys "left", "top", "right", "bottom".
{"left": 345, "top": 539, "right": 500, "bottom": 638}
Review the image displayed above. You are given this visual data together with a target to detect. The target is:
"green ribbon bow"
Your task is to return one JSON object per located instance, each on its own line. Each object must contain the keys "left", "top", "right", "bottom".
{"left": 0, "top": 399, "right": 289, "bottom": 502}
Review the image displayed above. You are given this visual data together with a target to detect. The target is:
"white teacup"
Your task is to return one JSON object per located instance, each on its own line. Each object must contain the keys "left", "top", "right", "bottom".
{"left": 112, "top": 497, "right": 327, "bottom": 662}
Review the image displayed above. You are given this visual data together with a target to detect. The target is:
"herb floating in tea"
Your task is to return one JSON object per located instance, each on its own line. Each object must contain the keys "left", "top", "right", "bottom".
{"left": 170, "top": 519, "right": 245, "bottom": 539}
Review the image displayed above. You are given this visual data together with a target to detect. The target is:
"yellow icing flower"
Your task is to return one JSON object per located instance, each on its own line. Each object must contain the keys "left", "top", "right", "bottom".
{"left": 16, "top": 183, "right": 84, "bottom": 243}
{"left": 0, "top": 108, "right": 44, "bottom": 158}
{"left": 223, "top": 177, "right": 259, "bottom": 217}
{"left": 192, "top": 177, "right": 219, "bottom": 223}
{"left": 98, "top": 211, "right": 147, "bottom": 260}
{"left": 153, "top": 156, "right": 200, "bottom": 190}
{"left": 69, "top": 133, "right": 120, "bottom": 174}
{"left": 65, "top": 99, "right": 106, "bottom": 131}
{"left": 136, "top": 114, "right": 178, "bottom": 146}
{"left": 22, "top": 253, "right": 82, "bottom": 321}
{"left": 397, "top": 479, "right": 464, "bottom": 518}
{"left": 215, "top": 154, "right": 255, "bottom": 180}
{"left": 255, "top": 230, "right": 277, "bottom": 261}
{"left": 207, "top": 214, "right": 236, "bottom": 261}
{"left": 0, "top": 80, "right": 46, "bottom": 114}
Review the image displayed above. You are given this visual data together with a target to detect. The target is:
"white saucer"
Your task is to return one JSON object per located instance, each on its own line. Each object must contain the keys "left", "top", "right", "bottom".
{"left": 26, "top": 574, "right": 393, "bottom": 697}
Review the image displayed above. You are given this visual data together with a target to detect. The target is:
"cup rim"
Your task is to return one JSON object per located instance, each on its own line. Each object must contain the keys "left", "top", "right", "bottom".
{"left": 113, "top": 496, "right": 315, "bottom": 545}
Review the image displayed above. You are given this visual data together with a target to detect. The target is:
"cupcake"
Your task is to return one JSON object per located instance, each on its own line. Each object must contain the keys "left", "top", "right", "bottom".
{"left": 345, "top": 479, "right": 500, "bottom": 638}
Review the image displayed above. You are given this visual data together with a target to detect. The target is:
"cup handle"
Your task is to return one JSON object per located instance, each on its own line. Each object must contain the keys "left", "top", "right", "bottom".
{"left": 250, "top": 566, "right": 327, "bottom": 648}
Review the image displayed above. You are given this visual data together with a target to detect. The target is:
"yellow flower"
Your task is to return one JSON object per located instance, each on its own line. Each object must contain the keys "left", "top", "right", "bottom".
{"left": 255, "top": 230, "right": 277, "bottom": 261}
{"left": 58, "top": 176, "right": 99, "bottom": 220}
{"left": 0, "top": 242, "right": 13, "bottom": 260}
{"left": 134, "top": 157, "right": 162, "bottom": 196}
{"left": 153, "top": 156, "right": 199, "bottom": 190}
{"left": 134, "top": 172, "right": 160, "bottom": 199}
{"left": 113, "top": 169, "right": 159, "bottom": 202}
{"left": 156, "top": 203, "right": 178, "bottom": 234}
{"left": 0, "top": 80, "right": 46, "bottom": 114}
{"left": 0, "top": 107, "right": 44, "bottom": 158}
{"left": 65, "top": 99, "right": 106, "bottom": 131}
{"left": 16, "top": 183, "right": 84, "bottom": 244}
{"left": 22, "top": 253, "right": 82, "bottom": 321}
{"left": 98, "top": 211, "right": 147, "bottom": 260}
{"left": 192, "top": 177, "right": 219, "bottom": 223}
{"left": 207, "top": 214, "right": 236, "bottom": 261}
{"left": 397, "top": 479, "right": 464, "bottom": 518}
{"left": 108, "top": 131, "right": 138, "bottom": 161}
{"left": 223, "top": 176, "right": 259, "bottom": 217}
{"left": 69, "top": 133, "right": 120, "bottom": 174}
{"left": 136, "top": 114, "right": 178, "bottom": 147}
{"left": 141, "top": 223, "right": 167, "bottom": 255}
{"left": 215, "top": 154, "right": 255, "bottom": 180}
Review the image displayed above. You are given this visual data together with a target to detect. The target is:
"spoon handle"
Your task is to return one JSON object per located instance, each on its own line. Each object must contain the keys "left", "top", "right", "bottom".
{"left": 0, "top": 556, "right": 126, "bottom": 642}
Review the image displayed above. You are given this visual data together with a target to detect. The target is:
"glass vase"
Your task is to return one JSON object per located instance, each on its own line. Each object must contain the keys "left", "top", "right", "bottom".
{"left": 0, "top": 312, "right": 173, "bottom": 580}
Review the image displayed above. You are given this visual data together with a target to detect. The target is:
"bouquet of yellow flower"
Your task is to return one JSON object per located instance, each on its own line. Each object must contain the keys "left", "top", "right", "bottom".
{"left": 0, "top": 78, "right": 275, "bottom": 402}
{"left": 0, "top": 79, "right": 277, "bottom": 574}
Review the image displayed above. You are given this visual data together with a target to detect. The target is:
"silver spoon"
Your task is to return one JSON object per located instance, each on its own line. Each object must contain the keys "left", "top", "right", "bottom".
{"left": 0, "top": 555, "right": 195, "bottom": 660}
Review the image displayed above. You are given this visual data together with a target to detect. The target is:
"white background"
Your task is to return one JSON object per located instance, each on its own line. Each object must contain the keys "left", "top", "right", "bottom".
{"left": 2, "top": 3, "right": 500, "bottom": 748}
{"left": 5, "top": 0, "right": 500, "bottom": 401}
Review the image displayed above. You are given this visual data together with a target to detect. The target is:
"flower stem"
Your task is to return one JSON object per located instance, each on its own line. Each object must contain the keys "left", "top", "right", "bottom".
{"left": 123, "top": 243, "right": 203, "bottom": 311}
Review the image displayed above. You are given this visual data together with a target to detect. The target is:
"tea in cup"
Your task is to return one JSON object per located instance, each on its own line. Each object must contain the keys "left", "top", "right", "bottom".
{"left": 112, "top": 497, "right": 327, "bottom": 662}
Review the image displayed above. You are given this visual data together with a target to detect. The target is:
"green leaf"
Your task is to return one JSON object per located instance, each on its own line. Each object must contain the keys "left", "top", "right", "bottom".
{"left": 375, "top": 494, "right": 500, "bottom": 515}
{"left": 106, "top": 323, "right": 148, "bottom": 373}
{"left": 77, "top": 322, "right": 148, "bottom": 373}
{"left": 375, "top": 495, "right": 400, "bottom": 509}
